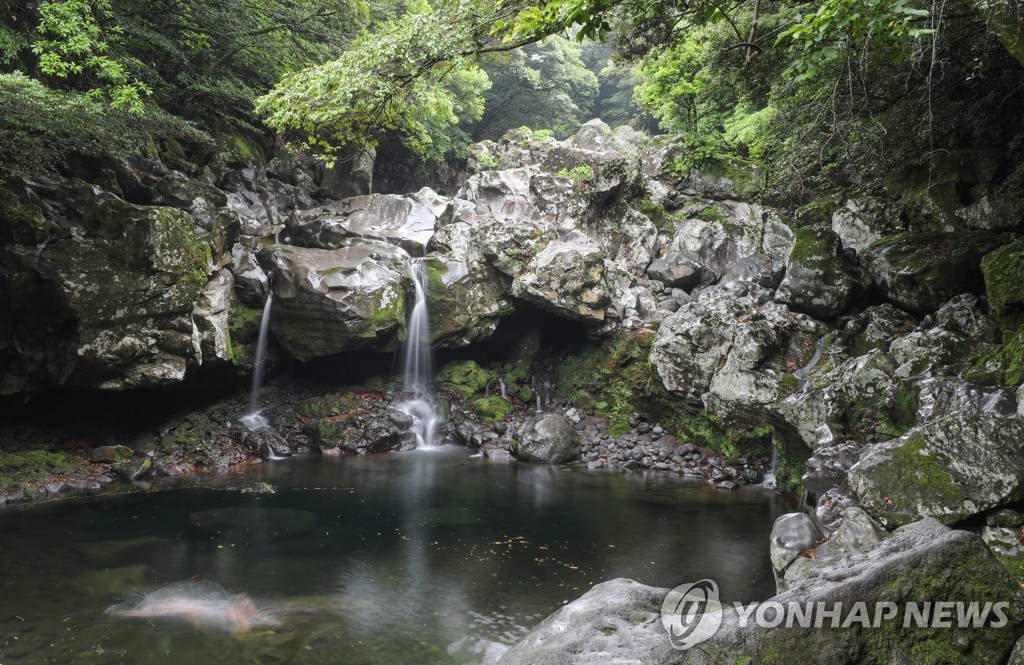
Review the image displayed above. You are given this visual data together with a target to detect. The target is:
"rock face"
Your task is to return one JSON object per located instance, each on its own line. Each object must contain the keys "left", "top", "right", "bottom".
{"left": 657, "top": 202, "right": 792, "bottom": 287}
{"left": 263, "top": 241, "right": 408, "bottom": 361}
{"left": 776, "top": 227, "right": 861, "bottom": 318}
{"left": 498, "top": 519, "right": 1024, "bottom": 665}
{"left": 287, "top": 191, "right": 442, "bottom": 256}
{"left": 514, "top": 414, "right": 581, "bottom": 463}
{"left": 861, "top": 231, "right": 1007, "bottom": 314}
{"left": 0, "top": 187, "right": 212, "bottom": 392}
{"left": 651, "top": 281, "right": 825, "bottom": 420}
{"left": 848, "top": 414, "right": 1024, "bottom": 528}
{"left": 982, "top": 237, "right": 1024, "bottom": 332}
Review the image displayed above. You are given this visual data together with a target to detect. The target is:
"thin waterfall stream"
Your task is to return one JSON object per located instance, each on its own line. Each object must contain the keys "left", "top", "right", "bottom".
{"left": 240, "top": 289, "right": 274, "bottom": 431}
{"left": 396, "top": 259, "right": 440, "bottom": 448}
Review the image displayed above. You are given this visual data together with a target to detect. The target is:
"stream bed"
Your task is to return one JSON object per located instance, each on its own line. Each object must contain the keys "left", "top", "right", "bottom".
{"left": 0, "top": 447, "right": 794, "bottom": 664}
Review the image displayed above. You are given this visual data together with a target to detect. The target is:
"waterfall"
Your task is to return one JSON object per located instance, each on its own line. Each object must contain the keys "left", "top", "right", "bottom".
{"left": 396, "top": 260, "right": 439, "bottom": 448}
{"left": 762, "top": 446, "right": 779, "bottom": 489}
{"left": 241, "top": 291, "right": 274, "bottom": 431}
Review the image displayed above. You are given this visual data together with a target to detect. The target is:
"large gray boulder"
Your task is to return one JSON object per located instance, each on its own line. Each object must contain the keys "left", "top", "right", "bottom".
{"left": 776, "top": 227, "right": 861, "bottom": 318}
{"left": 498, "top": 519, "right": 1024, "bottom": 665}
{"left": 0, "top": 188, "right": 212, "bottom": 392}
{"left": 510, "top": 241, "right": 611, "bottom": 323}
{"left": 262, "top": 240, "right": 409, "bottom": 361}
{"left": 287, "top": 191, "right": 444, "bottom": 256}
{"left": 514, "top": 414, "right": 581, "bottom": 464}
{"left": 860, "top": 231, "right": 1008, "bottom": 314}
{"left": 848, "top": 414, "right": 1024, "bottom": 528}
{"left": 651, "top": 281, "right": 825, "bottom": 419}
{"left": 659, "top": 202, "right": 793, "bottom": 287}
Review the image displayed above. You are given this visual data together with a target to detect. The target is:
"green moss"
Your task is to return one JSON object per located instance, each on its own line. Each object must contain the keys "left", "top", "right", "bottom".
{"left": 787, "top": 226, "right": 839, "bottom": 274}
{"left": 500, "top": 361, "right": 534, "bottom": 402}
{"left": 472, "top": 396, "right": 515, "bottom": 423}
{"left": 966, "top": 325, "right": 1024, "bottom": 387}
{"left": 884, "top": 433, "right": 966, "bottom": 527}
{"left": 230, "top": 134, "right": 265, "bottom": 162}
{"left": 229, "top": 303, "right": 263, "bottom": 343}
{"left": 367, "top": 288, "right": 406, "bottom": 335}
{"left": 995, "top": 553, "right": 1024, "bottom": 587}
{"left": 695, "top": 204, "right": 728, "bottom": 224}
{"left": 793, "top": 195, "right": 843, "bottom": 228}
{"left": 0, "top": 448, "right": 77, "bottom": 487}
{"left": 982, "top": 238, "right": 1024, "bottom": 332}
{"left": 606, "top": 418, "right": 630, "bottom": 438}
{"left": 772, "top": 447, "right": 805, "bottom": 495}
{"left": 556, "top": 332, "right": 774, "bottom": 461}
{"left": 296, "top": 393, "right": 371, "bottom": 420}
{"left": 436, "top": 360, "right": 495, "bottom": 398}
{"left": 307, "top": 418, "right": 358, "bottom": 447}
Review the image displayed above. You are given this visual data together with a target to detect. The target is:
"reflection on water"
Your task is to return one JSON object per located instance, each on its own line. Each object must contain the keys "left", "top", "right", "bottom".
{"left": 0, "top": 447, "right": 794, "bottom": 664}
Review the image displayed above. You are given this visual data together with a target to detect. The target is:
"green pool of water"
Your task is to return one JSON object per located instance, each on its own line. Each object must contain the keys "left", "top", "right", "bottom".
{"left": 0, "top": 447, "right": 794, "bottom": 664}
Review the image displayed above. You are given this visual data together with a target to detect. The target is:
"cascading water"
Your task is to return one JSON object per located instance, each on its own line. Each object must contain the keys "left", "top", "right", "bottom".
{"left": 762, "top": 446, "right": 779, "bottom": 488}
{"left": 396, "top": 260, "right": 439, "bottom": 448}
{"left": 240, "top": 290, "right": 274, "bottom": 431}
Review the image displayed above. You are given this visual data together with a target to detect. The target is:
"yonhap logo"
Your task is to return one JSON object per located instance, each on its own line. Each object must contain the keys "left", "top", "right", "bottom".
{"left": 660, "top": 579, "right": 723, "bottom": 650}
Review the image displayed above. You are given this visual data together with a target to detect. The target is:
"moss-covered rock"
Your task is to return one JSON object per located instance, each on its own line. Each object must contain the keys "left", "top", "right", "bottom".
{"left": 500, "top": 520, "right": 1024, "bottom": 665}
{"left": 776, "top": 227, "right": 861, "bottom": 318}
{"left": 0, "top": 193, "right": 212, "bottom": 391}
{"left": 436, "top": 360, "right": 495, "bottom": 398}
{"left": 423, "top": 257, "right": 511, "bottom": 348}
{"left": 967, "top": 326, "right": 1024, "bottom": 387}
{"left": 264, "top": 241, "right": 408, "bottom": 360}
{"left": 849, "top": 415, "right": 1024, "bottom": 528}
{"left": 0, "top": 447, "right": 78, "bottom": 489}
{"left": 472, "top": 396, "right": 515, "bottom": 423}
{"left": 861, "top": 231, "right": 1009, "bottom": 314}
{"left": 982, "top": 238, "right": 1024, "bottom": 332}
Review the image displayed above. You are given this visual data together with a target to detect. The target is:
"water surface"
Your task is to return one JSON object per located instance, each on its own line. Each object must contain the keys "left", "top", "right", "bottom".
{"left": 0, "top": 448, "right": 794, "bottom": 664}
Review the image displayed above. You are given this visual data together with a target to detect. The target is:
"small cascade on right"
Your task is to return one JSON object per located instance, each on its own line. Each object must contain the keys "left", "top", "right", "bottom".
{"left": 395, "top": 260, "right": 440, "bottom": 449}
{"left": 792, "top": 334, "right": 828, "bottom": 395}
{"left": 762, "top": 446, "right": 779, "bottom": 489}
{"left": 240, "top": 289, "right": 274, "bottom": 432}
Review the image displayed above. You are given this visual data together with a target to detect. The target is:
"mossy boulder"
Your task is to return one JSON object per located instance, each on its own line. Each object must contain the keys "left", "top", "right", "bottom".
{"left": 861, "top": 231, "right": 1008, "bottom": 314}
{"left": 982, "top": 238, "right": 1024, "bottom": 332}
{"left": 776, "top": 227, "right": 862, "bottom": 318}
{"left": 849, "top": 414, "right": 1024, "bottom": 528}
{"left": 436, "top": 360, "right": 495, "bottom": 398}
{"left": 423, "top": 257, "right": 511, "bottom": 348}
{"left": 263, "top": 240, "right": 408, "bottom": 361}
{"left": 968, "top": 326, "right": 1024, "bottom": 387}
{"left": 0, "top": 447, "right": 78, "bottom": 488}
{"left": 1, "top": 192, "right": 211, "bottom": 392}
{"left": 473, "top": 396, "right": 515, "bottom": 423}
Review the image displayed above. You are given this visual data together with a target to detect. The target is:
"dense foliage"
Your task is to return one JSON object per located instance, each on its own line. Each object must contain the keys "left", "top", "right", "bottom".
{"left": 0, "top": 0, "right": 373, "bottom": 174}
{"left": 2, "top": 0, "right": 1022, "bottom": 201}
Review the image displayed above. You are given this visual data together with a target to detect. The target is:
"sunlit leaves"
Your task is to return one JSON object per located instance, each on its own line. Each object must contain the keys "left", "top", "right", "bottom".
{"left": 256, "top": 0, "right": 500, "bottom": 161}
{"left": 778, "top": 0, "right": 933, "bottom": 81}
{"left": 31, "top": 0, "right": 150, "bottom": 113}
